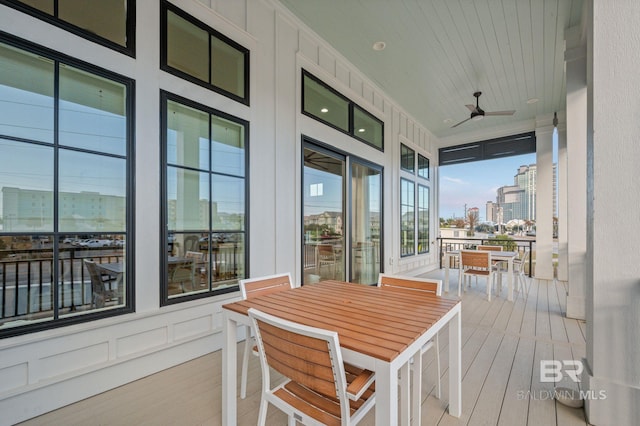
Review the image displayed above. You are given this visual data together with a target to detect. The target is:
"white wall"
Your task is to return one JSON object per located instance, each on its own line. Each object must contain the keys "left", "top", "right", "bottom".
{"left": 0, "top": 0, "right": 440, "bottom": 423}
{"left": 585, "top": 1, "right": 640, "bottom": 424}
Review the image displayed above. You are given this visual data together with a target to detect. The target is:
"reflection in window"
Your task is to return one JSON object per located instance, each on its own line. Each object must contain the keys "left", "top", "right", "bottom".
{"left": 302, "top": 71, "right": 384, "bottom": 150}
{"left": 418, "top": 185, "right": 429, "bottom": 254}
{"left": 163, "top": 1, "right": 249, "bottom": 103}
{"left": 0, "top": 42, "right": 55, "bottom": 142}
{"left": 163, "top": 93, "right": 248, "bottom": 302}
{"left": 401, "top": 178, "right": 414, "bottom": 257}
{"left": 9, "top": 0, "right": 133, "bottom": 52}
{"left": 0, "top": 37, "right": 132, "bottom": 337}
{"left": 418, "top": 154, "right": 430, "bottom": 179}
{"left": 401, "top": 144, "right": 415, "bottom": 173}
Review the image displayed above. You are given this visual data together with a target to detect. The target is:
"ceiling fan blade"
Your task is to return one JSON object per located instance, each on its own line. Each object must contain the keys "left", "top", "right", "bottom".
{"left": 451, "top": 117, "right": 472, "bottom": 128}
{"left": 465, "top": 104, "right": 477, "bottom": 113}
{"left": 485, "top": 110, "right": 515, "bottom": 116}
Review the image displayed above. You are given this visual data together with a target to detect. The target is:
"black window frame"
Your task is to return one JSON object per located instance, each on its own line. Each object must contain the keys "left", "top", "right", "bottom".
{"left": 160, "top": 0, "right": 250, "bottom": 106}
{"left": 159, "top": 90, "right": 249, "bottom": 305}
{"left": 0, "top": 0, "right": 136, "bottom": 57}
{"left": 0, "top": 33, "right": 135, "bottom": 339}
{"left": 302, "top": 70, "right": 384, "bottom": 151}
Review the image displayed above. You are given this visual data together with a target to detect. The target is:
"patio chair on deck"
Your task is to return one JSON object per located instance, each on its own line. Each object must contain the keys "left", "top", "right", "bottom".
{"left": 248, "top": 308, "right": 376, "bottom": 426}
{"left": 238, "top": 273, "right": 294, "bottom": 399}
{"left": 84, "top": 259, "right": 119, "bottom": 308}
{"left": 378, "top": 273, "right": 442, "bottom": 406}
{"left": 459, "top": 250, "right": 497, "bottom": 301}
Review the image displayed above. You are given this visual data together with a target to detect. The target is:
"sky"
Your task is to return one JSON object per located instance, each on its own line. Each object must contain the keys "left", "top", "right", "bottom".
{"left": 438, "top": 153, "right": 536, "bottom": 221}
{"left": 439, "top": 132, "right": 558, "bottom": 221}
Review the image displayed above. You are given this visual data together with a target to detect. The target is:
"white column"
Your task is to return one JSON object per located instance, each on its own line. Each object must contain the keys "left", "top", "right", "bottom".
{"left": 534, "top": 117, "right": 555, "bottom": 281}
{"left": 584, "top": 1, "right": 640, "bottom": 424}
{"left": 556, "top": 119, "right": 568, "bottom": 284}
{"left": 565, "top": 25, "right": 587, "bottom": 320}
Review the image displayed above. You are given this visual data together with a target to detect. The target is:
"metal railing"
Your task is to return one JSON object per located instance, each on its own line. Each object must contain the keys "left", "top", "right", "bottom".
{"left": 0, "top": 247, "right": 123, "bottom": 323}
{"left": 437, "top": 237, "right": 534, "bottom": 277}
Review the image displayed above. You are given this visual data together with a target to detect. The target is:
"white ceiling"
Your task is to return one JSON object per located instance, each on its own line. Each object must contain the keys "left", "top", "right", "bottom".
{"left": 278, "top": 0, "right": 584, "bottom": 141}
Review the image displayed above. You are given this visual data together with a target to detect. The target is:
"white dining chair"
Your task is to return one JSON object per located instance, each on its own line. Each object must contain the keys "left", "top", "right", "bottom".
{"left": 377, "top": 273, "right": 442, "bottom": 423}
{"left": 238, "top": 272, "right": 294, "bottom": 399}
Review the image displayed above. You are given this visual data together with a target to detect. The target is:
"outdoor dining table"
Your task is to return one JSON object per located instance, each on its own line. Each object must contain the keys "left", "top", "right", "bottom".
{"left": 443, "top": 250, "right": 519, "bottom": 301}
{"left": 222, "top": 279, "right": 461, "bottom": 426}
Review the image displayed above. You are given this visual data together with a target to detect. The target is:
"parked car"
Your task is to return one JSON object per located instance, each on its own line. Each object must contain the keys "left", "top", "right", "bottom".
{"left": 79, "top": 239, "right": 112, "bottom": 248}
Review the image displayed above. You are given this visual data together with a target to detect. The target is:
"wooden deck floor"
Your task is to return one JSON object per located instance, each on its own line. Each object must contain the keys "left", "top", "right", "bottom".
{"left": 19, "top": 271, "right": 589, "bottom": 426}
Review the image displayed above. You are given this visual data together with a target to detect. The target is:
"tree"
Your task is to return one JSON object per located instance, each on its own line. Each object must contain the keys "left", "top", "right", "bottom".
{"left": 466, "top": 210, "right": 479, "bottom": 236}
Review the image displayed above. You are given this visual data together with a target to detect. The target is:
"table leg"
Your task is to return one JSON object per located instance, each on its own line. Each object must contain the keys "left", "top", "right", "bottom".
{"left": 375, "top": 360, "right": 398, "bottom": 425}
{"left": 444, "top": 253, "right": 451, "bottom": 293}
{"left": 400, "top": 361, "right": 410, "bottom": 426}
{"left": 507, "top": 258, "right": 514, "bottom": 302}
{"left": 449, "top": 309, "right": 462, "bottom": 417}
{"left": 411, "top": 353, "right": 422, "bottom": 426}
{"left": 222, "top": 311, "right": 237, "bottom": 426}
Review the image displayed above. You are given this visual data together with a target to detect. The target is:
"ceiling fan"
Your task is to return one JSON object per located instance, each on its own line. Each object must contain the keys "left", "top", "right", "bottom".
{"left": 451, "top": 91, "right": 515, "bottom": 128}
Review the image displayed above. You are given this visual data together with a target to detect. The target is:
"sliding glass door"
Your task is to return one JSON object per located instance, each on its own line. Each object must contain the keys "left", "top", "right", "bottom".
{"left": 302, "top": 140, "right": 382, "bottom": 285}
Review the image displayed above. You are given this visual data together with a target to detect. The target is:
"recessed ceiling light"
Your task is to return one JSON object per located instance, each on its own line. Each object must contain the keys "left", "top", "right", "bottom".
{"left": 320, "top": 108, "right": 328, "bottom": 113}
{"left": 372, "top": 41, "right": 386, "bottom": 51}
{"left": 526, "top": 98, "right": 539, "bottom": 104}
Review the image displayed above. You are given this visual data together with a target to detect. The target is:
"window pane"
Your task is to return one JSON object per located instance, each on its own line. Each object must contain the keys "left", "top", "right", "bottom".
{"left": 303, "top": 74, "right": 349, "bottom": 132}
{"left": 61, "top": 240, "right": 126, "bottom": 316}
{"left": 211, "top": 36, "right": 245, "bottom": 98}
{"left": 0, "top": 236, "right": 55, "bottom": 328}
{"left": 400, "top": 178, "right": 414, "bottom": 256}
{"left": 0, "top": 42, "right": 54, "bottom": 142}
{"left": 401, "top": 144, "right": 414, "bottom": 173}
{"left": 58, "top": 150, "right": 126, "bottom": 232}
{"left": 18, "top": 0, "right": 54, "bottom": 14}
{"left": 167, "top": 10, "right": 209, "bottom": 83}
{"left": 353, "top": 106, "right": 383, "bottom": 150}
{"left": 212, "top": 175, "right": 244, "bottom": 230}
{"left": 0, "top": 139, "right": 54, "bottom": 232}
{"left": 167, "top": 167, "right": 210, "bottom": 231}
{"left": 59, "top": 65, "right": 127, "bottom": 156}
{"left": 167, "top": 100, "right": 209, "bottom": 170}
{"left": 418, "top": 185, "right": 429, "bottom": 254}
{"left": 351, "top": 162, "right": 381, "bottom": 284}
{"left": 58, "top": 0, "right": 127, "bottom": 47}
{"left": 211, "top": 115, "right": 245, "bottom": 176}
{"left": 418, "top": 154, "right": 429, "bottom": 179}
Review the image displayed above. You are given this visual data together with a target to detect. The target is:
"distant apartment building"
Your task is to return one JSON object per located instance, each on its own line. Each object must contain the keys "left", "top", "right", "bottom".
{"left": 2, "top": 187, "right": 125, "bottom": 232}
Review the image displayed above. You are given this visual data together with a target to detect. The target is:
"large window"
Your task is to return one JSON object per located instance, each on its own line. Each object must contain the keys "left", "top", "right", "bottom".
{"left": 161, "top": 92, "right": 248, "bottom": 303}
{"left": 400, "top": 143, "right": 431, "bottom": 257}
{"left": 303, "top": 140, "right": 382, "bottom": 285}
{"left": 0, "top": 37, "right": 133, "bottom": 337}
{"left": 302, "top": 71, "right": 383, "bottom": 151}
{"left": 1, "top": 0, "right": 135, "bottom": 55}
{"left": 161, "top": 0, "right": 249, "bottom": 105}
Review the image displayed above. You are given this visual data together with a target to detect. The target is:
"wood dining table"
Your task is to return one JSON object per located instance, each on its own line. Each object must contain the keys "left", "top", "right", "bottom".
{"left": 221, "top": 280, "right": 461, "bottom": 426}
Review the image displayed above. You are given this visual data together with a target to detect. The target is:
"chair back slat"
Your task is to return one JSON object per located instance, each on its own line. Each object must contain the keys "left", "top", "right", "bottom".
{"left": 377, "top": 274, "right": 442, "bottom": 296}
{"left": 460, "top": 250, "right": 491, "bottom": 270}
{"left": 256, "top": 319, "right": 338, "bottom": 397}
{"left": 477, "top": 245, "right": 503, "bottom": 251}
{"left": 240, "top": 273, "right": 293, "bottom": 300}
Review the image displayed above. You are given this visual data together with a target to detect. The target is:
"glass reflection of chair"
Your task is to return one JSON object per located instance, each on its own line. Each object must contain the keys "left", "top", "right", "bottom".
{"left": 185, "top": 251, "right": 206, "bottom": 287}
{"left": 84, "top": 259, "right": 120, "bottom": 308}
{"left": 168, "top": 258, "right": 196, "bottom": 293}
{"left": 316, "top": 243, "right": 338, "bottom": 279}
